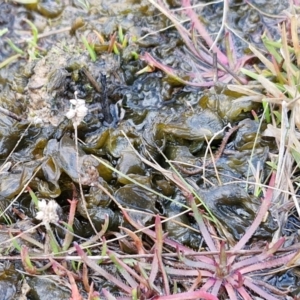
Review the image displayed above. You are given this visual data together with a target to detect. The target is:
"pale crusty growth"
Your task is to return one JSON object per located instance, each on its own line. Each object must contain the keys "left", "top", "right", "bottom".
{"left": 25, "top": 46, "right": 120, "bottom": 126}
{"left": 25, "top": 46, "right": 87, "bottom": 126}
{"left": 65, "top": 96, "right": 88, "bottom": 127}
{"left": 35, "top": 199, "right": 60, "bottom": 224}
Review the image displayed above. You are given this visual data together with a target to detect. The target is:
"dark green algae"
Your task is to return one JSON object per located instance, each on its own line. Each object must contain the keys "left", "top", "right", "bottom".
{"left": 0, "top": 78, "right": 275, "bottom": 243}
{"left": 0, "top": 0, "right": 292, "bottom": 298}
{"left": 0, "top": 0, "right": 279, "bottom": 253}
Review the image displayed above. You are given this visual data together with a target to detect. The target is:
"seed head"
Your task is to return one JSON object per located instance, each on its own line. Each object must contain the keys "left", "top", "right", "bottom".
{"left": 35, "top": 199, "right": 60, "bottom": 224}
{"left": 65, "top": 92, "right": 88, "bottom": 126}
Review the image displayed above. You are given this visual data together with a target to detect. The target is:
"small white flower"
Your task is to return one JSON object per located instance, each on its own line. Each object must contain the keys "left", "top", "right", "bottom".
{"left": 65, "top": 92, "right": 88, "bottom": 126}
{"left": 69, "top": 99, "right": 78, "bottom": 106}
{"left": 65, "top": 109, "right": 76, "bottom": 119}
{"left": 28, "top": 115, "right": 44, "bottom": 125}
{"left": 36, "top": 199, "right": 60, "bottom": 224}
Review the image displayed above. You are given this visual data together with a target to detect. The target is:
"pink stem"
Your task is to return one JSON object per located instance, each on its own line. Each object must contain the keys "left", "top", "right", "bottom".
{"left": 224, "top": 281, "right": 238, "bottom": 300}
{"left": 243, "top": 277, "right": 280, "bottom": 300}
{"left": 200, "top": 278, "right": 217, "bottom": 292}
{"left": 232, "top": 238, "right": 285, "bottom": 271}
{"left": 182, "top": 0, "right": 228, "bottom": 64}
{"left": 155, "top": 290, "right": 218, "bottom": 300}
{"left": 231, "top": 173, "right": 276, "bottom": 256}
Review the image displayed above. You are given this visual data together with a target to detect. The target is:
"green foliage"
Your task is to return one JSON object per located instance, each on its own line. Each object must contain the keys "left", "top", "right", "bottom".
{"left": 262, "top": 100, "right": 270, "bottom": 123}
{"left": 76, "top": 0, "right": 90, "bottom": 11}
{"left": 0, "top": 54, "right": 21, "bottom": 69}
{"left": 9, "top": 0, "right": 38, "bottom": 3}
{"left": 118, "top": 25, "right": 124, "bottom": 44}
{"left": 0, "top": 28, "right": 8, "bottom": 36}
{"left": 82, "top": 36, "right": 97, "bottom": 62}
{"left": 291, "top": 148, "right": 300, "bottom": 168}
{"left": 6, "top": 38, "right": 24, "bottom": 54}
{"left": 24, "top": 19, "right": 39, "bottom": 59}
{"left": 9, "top": 232, "right": 21, "bottom": 252}
{"left": 47, "top": 226, "right": 61, "bottom": 254}
{"left": 27, "top": 187, "right": 39, "bottom": 207}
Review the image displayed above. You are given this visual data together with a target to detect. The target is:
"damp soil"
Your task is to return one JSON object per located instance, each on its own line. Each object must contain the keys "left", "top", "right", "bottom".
{"left": 0, "top": 0, "right": 298, "bottom": 299}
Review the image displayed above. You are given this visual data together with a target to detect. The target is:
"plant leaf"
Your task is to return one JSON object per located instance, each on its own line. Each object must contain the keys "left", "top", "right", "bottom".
{"left": 256, "top": 75, "right": 285, "bottom": 98}
{"left": 249, "top": 44, "right": 277, "bottom": 75}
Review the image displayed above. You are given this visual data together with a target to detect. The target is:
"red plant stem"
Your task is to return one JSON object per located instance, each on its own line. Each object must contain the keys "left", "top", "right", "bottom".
{"left": 179, "top": 256, "right": 215, "bottom": 272}
{"left": 210, "top": 279, "right": 222, "bottom": 296}
{"left": 156, "top": 249, "right": 170, "bottom": 295}
{"left": 155, "top": 216, "right": 170, "bottom": 295}
{"left": 229, "top": 195, "right": 271, "bottom": 262}
{"left": 182, "top": 0, "right": 228, "bottom": 65}
{"left": 140, "top": 52, "right": 216, "bottom": 87}
{"left": 74, "top": 243, "right": 132, "bottom": 294}
{"left": 232, "top": 237, "right": 285, "bottom": 271}
{"left": 250, "top": 279, "right": 288, "bottom": 296}
{"left": 21, "top": 246, "right": 36, "bottom": 275}
{"left": 149, "top": 254, "right": 159, "bottom": 288}
{"left": 212, "top": 125, "right": 241, "bottom": 163}
{"left": 82, "top": 263, "right": 90, "bottom": 293}
{"left": 107, "top": 250, "right": 146, "bottom": 288}
{"left": 188, "top": 271, "right": 202, "bottom": 292}
{"left": 2, "top": 243, "right": 299, "bottom": 261}
{"left": 230, "top": 172, "right": 276, "bottom": 255}
{"left": 165, "top": 266, "right": 213, "bottom": 278}
{"left": 238, "top": 251, "right": 296, "bottom": 275}
{"left": 226, "top": 276, "right": 252, "bottom": 300}
{"left": 154, "top": 290, "right": 218, "bottom": 300}
{"left": 110, "top": 257, "right": 138, "bottom": 289}
{"left": 224, "top": 282, "right": 238, "bottom": 300}
{"left": 176, "top": 125, "right": 240, "bottom": 175}
{"left": 191, "top": 199, "right": 217, "bottom": 252}
{"left": 200, "top": 278, "right": 216, "bottom": 293}
{"left": 236, "top": 287, "right": 252, "bottom": 300}
{"left": 243, "top": 277, "right": 279, "bottom": 300}
{"left": 122, "top": 210, "right": 202, "bottom": 259}
{"left": 0, "top": 106, "right": 23, "bottom": 121}
{"left": 120, "top": 226, "right": 147, "bottom": 255}
{"left": 68, "top": 271, "right": 83, "bottom": 300}
{"left": 62, "top": 198, "right": 78, "bottom": 251}
{"left": 155, "top": 0, "right": 202, "bottom": 61}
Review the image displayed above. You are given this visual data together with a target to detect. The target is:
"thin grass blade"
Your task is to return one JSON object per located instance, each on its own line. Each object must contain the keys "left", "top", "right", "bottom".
{"left": 248, "top": 44, "right": 277, "bottom": 75}
{"left": 191, "top": 199, "right": 217, "bottom": 251}
{"left": 243, "top": 277, "right": 280, "bottom": 300}
{"left": 182, "top": 0, "right": 228, "bottom": 64}
{"left": 101, "top": 289, "right": 118, "bottom": 300}
{"left": 230, "top": 172, "right": 275, "bottom": 255}
{"left": 107, "top": 250, "right": 139, "bottom": 289}
{"left": 291, "top": 14, "right": 300, "bottom": 67}
{"left": 232, "top": 237, "right": 285, "bottom": 271}
{"left": 155, "top": 215, "right": 170, "bottom": 295}
{"left": 74, "top": 243, "right": 132, "bottom": 294}
{"left": 224, "top": 282, "right": 238, "bottom": 300}
{"left": 154, "top": 290, "right": 218, "bottom": 300}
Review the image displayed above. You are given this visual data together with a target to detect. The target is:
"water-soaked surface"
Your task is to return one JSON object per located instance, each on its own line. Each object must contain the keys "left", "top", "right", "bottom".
{"left": 0, "top": 0, "right": 296, "bottom": 299}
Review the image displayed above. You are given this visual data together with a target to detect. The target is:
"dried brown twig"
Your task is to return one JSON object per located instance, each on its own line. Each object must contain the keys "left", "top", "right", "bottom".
{"left": 0, "top": 106, "right": 23, "bottom": 121}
